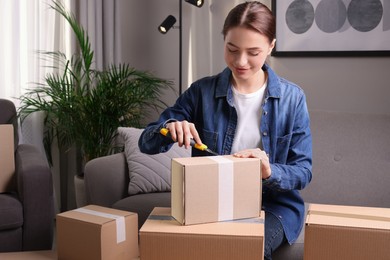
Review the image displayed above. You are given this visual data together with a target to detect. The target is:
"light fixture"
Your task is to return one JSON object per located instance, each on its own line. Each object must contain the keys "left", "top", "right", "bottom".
{"left": 157, "top": 0, "right": 204, "bottom": 94}
{"left": 158, "top": 15, "right": 177, "bottom": 34}
{"left": 185, "top": 0, "right": 204, "bottom": 8}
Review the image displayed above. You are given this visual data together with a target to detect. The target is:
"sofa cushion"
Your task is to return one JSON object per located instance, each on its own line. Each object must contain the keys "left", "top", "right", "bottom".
{"left": 113, "top": 192, "right": 171, "bottom": 229}
{"left": 118, "top": 127, "right": 190, "bottom": 195}
{"left": 0, "top": 193, "right": 23, "bottom": 231}
{"left": 301, "top": 110, "right": 390, "bottom": 208}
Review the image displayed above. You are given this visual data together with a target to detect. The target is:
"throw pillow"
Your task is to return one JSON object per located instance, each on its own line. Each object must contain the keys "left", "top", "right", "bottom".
{"left": 118, "top": 127, "right": 191, "bottom": 195}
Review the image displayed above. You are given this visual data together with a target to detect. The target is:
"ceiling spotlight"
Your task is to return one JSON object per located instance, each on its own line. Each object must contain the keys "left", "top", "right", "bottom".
{"left": 185, "top": 0, "right": 204, "bottom": 8}
{"left": 158, "top": 15, "right": 177, "bottom": 34}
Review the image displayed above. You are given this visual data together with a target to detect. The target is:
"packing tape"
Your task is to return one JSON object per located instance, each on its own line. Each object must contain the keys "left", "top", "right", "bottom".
{"left": 209, "top": 156, "right": 234, "bottom": 221}
{"left": 149, "top": 214, "right": 264, "bottom": 224}
{"left": 309, "top": 210, "right": 390, "bottom": 223}
{"left": 224, "top": 218, "right": 265, "bottom": 224}
{"left": 74, "top": 208, "right": 126, "bottom": 243}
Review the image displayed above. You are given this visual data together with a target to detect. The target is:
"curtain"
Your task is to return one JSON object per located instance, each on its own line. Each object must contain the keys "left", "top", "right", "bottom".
{"left": 0, "top": 0, "right": 71, "bottom": 152}
{"left": 75, "top": 0, "right": 121, "bottom": 70}
{"left": 0, "top": 0, "right": 72, "bottom": 212}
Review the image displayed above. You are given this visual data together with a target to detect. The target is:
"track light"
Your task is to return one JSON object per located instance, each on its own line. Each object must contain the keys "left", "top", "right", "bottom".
{"left": 185, "top": 0, "right": 204, "bottom": 8}
{"left": 158, "top": 15, "right": 177, "bottom": 34}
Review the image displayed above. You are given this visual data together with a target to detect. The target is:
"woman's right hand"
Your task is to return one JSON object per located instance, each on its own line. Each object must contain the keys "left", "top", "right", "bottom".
{"left": 165, "top": 121, "right": 202, "bottom": 149}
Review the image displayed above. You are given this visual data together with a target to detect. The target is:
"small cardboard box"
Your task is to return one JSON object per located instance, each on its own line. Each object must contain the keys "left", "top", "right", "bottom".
{"left": 140, "top": 207, "right": 264, "bottom": 260}
{"left": 0, "top": 124, "right": 15, "bottom": 193}
{"left": 57, "top": 205, "right": 139, "bottom": 260}
{"left": 304, "top": 203, "right": 390, "bottom": 260}
{"left": 171, "top": 155, "right": 261, "bottom": 225}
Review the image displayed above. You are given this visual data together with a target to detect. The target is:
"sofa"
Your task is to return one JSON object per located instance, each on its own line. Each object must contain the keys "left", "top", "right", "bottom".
{"left": 0, "top": 99, "right": 55, "bottom": 252}
{"left": 84, "top": 110, "right": 390, "bottom": 259}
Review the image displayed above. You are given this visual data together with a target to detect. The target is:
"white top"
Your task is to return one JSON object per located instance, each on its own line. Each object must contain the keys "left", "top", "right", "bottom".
{"left": 231, "top": 81, "right": 267, "bottom": 154}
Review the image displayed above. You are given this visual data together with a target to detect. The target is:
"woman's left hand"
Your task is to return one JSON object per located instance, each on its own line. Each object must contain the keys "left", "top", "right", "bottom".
{"left": 233, "top": 148, "right": 271, "bottom": 180}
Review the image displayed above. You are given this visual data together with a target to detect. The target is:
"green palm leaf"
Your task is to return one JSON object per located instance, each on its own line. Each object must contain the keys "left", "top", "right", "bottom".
{"left": 18, "top": 1, "right": 174, "bottom": 166}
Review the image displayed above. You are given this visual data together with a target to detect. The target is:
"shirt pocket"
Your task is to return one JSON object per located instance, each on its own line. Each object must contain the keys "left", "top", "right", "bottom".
{"left": 275, "top": 133, "right": 292, "bottom": 163}
{"left": 201, "top": 129, "right": 218, "bottom": 152}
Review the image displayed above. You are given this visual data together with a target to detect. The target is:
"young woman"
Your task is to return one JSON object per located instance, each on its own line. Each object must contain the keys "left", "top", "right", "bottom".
{"left": 139, "top": 2, "right": 312, "bottom": 259}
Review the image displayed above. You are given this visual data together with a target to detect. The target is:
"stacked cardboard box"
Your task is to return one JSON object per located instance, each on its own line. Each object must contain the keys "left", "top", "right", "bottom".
{"left": 171, "top": 155, "right": 261, "bottom": 225}
{"left": 57, "top": 205, "right": 139, "bottom": 260}
{"left": 0, "top": 125, "right": 15, "bottom": 192}
{"left": 304, "top": 203, "right": 390, "bottom": 260}
{"left": 140, "top": 155, "right": 263, "bottom": 259}
{"left": 140, "top": 207, "right": 264, "bottom": 260}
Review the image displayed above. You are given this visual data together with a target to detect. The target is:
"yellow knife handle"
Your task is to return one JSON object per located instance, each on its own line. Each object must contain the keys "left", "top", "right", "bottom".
{"left": 160, "top": 128, "right": 208, "bottom": 151}
{"left": 160, "top": 128, "right": 170, "bottom": 137}
{"left": 193, "top": 142, "right": 208, "bottom": 151}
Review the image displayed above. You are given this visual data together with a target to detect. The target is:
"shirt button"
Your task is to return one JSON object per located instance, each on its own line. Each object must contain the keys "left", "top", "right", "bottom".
{"left": 263, "top": 132, "right": 268, "bottom": 136}
{"left": 263, "top": 111, "right": 268, "bottom": 116}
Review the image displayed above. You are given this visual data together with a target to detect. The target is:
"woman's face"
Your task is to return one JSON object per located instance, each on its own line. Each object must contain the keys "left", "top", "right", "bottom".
{"left": 224, "top": 26, "right": 275, "bottom": 85}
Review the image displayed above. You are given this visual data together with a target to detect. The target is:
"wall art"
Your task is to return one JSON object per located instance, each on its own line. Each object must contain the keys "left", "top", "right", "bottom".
{"left": 272, "top": 0, "right": 390, "bottom": 56}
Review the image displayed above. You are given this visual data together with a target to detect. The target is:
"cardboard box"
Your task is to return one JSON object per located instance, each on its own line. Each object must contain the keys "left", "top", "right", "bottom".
{"left": 140, "top": 207, "right": 264, "bottom": 260}
{"left": 0, "top": 124, "right": 15, "bottom": 192}
{"left": 57, "top": 205, "right": 139, "bottom": 260}
{"left": 304, "top": 203, "right": 390, "bottom": 260}
{"left": 171, "top": 155, "right": 261, "bottom": 225}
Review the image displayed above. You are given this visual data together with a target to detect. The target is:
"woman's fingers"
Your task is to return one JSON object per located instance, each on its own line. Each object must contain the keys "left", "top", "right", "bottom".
{"left": 166, "top": 121, "right": 200, "bottom": 148}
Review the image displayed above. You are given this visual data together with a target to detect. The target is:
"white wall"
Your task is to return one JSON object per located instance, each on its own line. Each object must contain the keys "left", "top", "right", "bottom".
{"left": 118, "top": 0, "right": 390, "bottom": 118}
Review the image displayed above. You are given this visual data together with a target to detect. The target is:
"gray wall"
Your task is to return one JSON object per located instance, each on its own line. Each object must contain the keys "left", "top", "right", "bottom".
{"left": 270, "top": 57, "right": 390, "bottom": 115}
{"left": 118, "top": 0, "right": 181, "bottom": 114}
{"left": 118, "top": 0, "right": 390, "bottom": 120}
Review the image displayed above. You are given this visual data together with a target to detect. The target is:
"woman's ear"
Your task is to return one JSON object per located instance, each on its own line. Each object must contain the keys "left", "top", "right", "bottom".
{"left": 268, "top": 39, "right": 276, "bottom": 55}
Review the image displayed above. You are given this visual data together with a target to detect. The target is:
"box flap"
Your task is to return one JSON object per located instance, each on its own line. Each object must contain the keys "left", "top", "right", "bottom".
{"left": 141, "top": 207, "right": 264, "bottom": 237}
{"left": 172, "top": 155, "right": 259, "bottom": 166}
{"left": 58, "top": 205, "right": 135, "bottom": 224}
{"left": 306, "top": 203, "right": 390, "bottom": 230}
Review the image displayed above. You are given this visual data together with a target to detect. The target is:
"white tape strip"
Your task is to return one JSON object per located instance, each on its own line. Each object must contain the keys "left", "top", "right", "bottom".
{"left": 209, "top": 156, "right": 234, "bottom": 221}
{"left": 74, "top": 208, "right": 126, "bottom": 244}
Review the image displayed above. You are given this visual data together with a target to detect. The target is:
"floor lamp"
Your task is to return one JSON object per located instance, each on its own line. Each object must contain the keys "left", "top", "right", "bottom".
{"left": 158, "top": 0, "right": 204, "bottom": 95}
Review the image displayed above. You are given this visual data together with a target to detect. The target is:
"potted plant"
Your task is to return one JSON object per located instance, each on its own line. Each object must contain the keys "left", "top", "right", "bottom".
{"left": 18, "top": 1, "right": 174, "bottom": 210}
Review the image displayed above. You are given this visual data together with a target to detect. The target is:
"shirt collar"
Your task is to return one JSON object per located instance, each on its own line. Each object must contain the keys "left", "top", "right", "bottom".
{"left": 215, "top": 64, "right": 281, "bottom": 99}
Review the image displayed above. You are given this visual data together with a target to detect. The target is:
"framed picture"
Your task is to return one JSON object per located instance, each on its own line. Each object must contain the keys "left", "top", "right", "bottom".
{"left": 271, "top": 0, "right": 390, "bottom": 57}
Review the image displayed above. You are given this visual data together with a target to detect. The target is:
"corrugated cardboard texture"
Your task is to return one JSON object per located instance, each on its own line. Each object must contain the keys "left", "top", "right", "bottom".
{"left": 172, "top": 155, "right": 261, "bottom": 225}
{"left": 57, "top": 205, "right": 139, "bottom": 260}
{"left": 140, "top": 207, "right": 264, "bottom": 260}
{"left": 0, "top": 124, "right": 15, "bottom": 192}
{"left": 304, "top": 203, "right": 390, "bottom": 260}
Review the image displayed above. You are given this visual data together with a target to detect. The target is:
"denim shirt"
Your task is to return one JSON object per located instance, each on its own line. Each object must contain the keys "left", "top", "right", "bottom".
{"left": 139, "top": 64, "right": 312, "bottom": 244}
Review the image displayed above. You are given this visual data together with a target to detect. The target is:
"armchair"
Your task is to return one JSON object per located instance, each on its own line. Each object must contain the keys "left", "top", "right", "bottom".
{"left": 0, "top": 98, "right": 55, "bottom": 252}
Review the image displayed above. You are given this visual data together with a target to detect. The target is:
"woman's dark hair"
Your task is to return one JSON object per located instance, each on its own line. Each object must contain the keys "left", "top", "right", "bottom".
{"left": 222, "top": 1, "right": 275, "bottom": 44}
